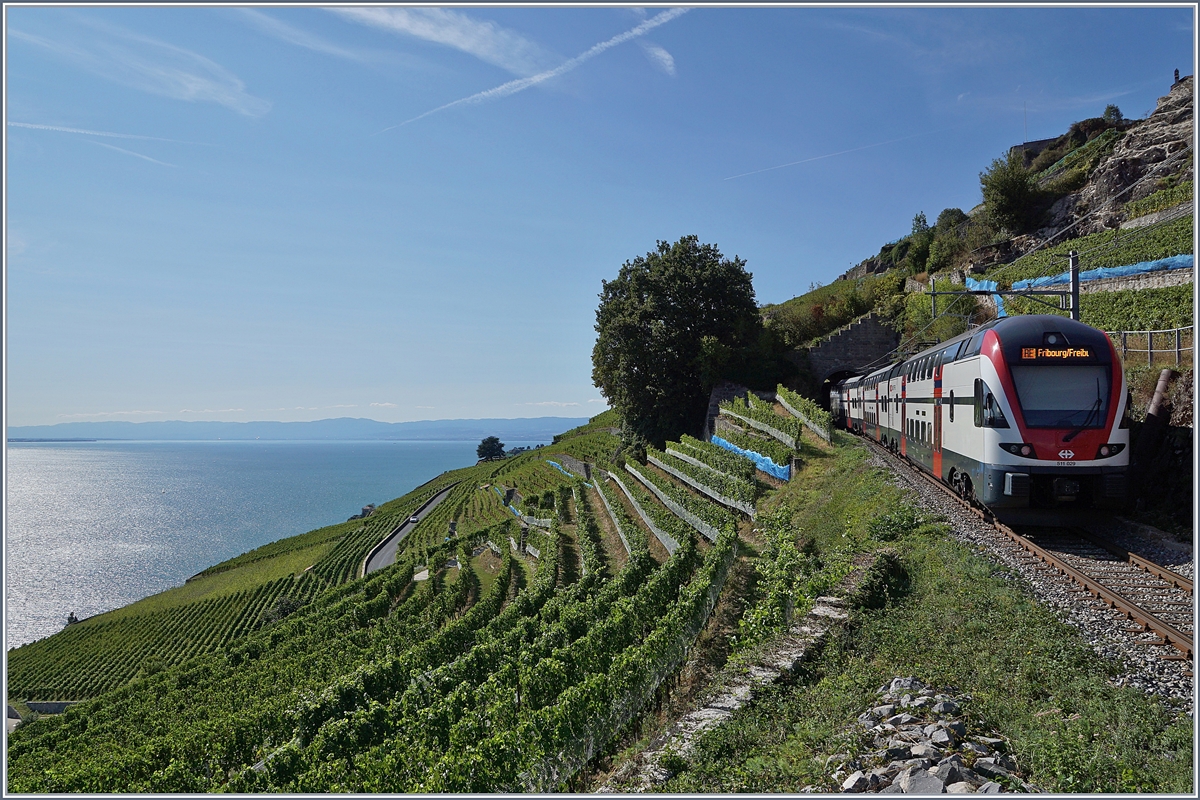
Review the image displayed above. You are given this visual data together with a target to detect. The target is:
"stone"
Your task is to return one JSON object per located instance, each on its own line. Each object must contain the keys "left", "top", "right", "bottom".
{"left": 873, "top": 704, "right": 897, "bottom": 718}
{"left": 889, "top": 676, "right": 926, "bottom": 694}
{"left": 901, "top": 768, "right": 947, "bottom": 794}
{"left": 946, "top": 781, "right": 977, "bottom": 793}
{"left": 886, "top": 744, "right": 912, "bottom": 760}
{"left": 885, "top": 713, "right": 917, "bottom": 727}
{"left": 933, "top": 763, "right": 963, "bottom": 785}
{"left": 911, "top": 743, "right": 943, "bottom": 759}
{"left": 947, "top": 721, "right": 967, "bottom": 737}
{"left": 910, "top": 696, "right": 936, "bottom": 709}
{"left": 931, "top": 728, "right": 957, "bottom": 747}
{"left": 932, "top": 699, "right": 960, "bottom": 715}
{"left": 878, "top": 783, "right": 904, "bottom": 793}
{"left": 858, "top": 711, "right": 878, "bottom": 726}
{"left": 842, "top": 770, "right": 870, "bottom": 792}
{"left": 975, "top": 736, "right": 1006, "bottom": 749}
{"left": 961, "top": 742, "right": 989, "bottom": 756}
{"left": 937, "top": 754, "right": 965, "bottom": 770}
{"left": 900, "top": 693, "right": 914, "bottom": 707}
{"left": 972, "top": 758, "right": 1012, "bottom": 779}
{"left": 978, "top": 781, "right": 1003, "bottom": 794}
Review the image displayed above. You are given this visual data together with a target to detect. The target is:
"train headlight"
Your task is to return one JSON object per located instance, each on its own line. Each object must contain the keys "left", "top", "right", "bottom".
{"left": 1000, "top": 443, "right": 1036, "bottom": 457}
{"left": 1096, "top": 443, "right": 1125, "bottom": 458}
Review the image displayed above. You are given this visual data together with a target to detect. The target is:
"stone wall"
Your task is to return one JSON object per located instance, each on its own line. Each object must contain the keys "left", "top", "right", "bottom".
{"left": 800, "top": 312, "right": 902, "bottom": 385}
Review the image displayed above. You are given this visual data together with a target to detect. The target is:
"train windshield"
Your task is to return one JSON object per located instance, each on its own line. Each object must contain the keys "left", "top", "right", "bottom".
{"left": 1009, "top": 365, "right": 1110, "bottom": 428}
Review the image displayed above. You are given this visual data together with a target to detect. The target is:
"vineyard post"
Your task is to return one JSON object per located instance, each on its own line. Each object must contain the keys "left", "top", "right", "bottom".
{"left": 1069, "top": 250, "right": 1080, "bottom": 322}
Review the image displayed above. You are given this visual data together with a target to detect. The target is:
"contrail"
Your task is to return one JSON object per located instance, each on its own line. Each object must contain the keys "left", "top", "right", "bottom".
{"left": 376, "top": 7, "right": 690, "bottom": 133}
{"left": 723, "top": 131, "right": 935, "bottom": 180}
{"left": 8, "top": 121, "right": 203, "bottom": 144}
{"left": 91, "top": 141, "right": 175, "bottom": 167}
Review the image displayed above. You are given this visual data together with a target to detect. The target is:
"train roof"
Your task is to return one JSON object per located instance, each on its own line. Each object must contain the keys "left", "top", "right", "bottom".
{"left": 851, "top": 315, "right": 1110, "bottom": 384}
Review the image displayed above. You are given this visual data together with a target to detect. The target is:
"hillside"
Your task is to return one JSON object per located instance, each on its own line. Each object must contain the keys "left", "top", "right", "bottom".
{"left": 6, "top": 404, "right": 1192, "bottom": 793}
{"left": 6, "top": 79, "right": 1194, "bottom": 799}
{"left": 764, "top": 76, "right": 1193, "bottom": 359}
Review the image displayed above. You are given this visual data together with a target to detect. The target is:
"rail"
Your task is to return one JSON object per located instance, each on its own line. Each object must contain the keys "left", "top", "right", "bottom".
{"left": 1106, "top": 325, "right": 1193, "bottom": 367}
{"left": 861, "top": 437, "right": 1192, "bottom": 663}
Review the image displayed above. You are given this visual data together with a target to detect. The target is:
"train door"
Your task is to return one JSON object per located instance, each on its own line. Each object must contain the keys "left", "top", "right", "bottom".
{"left": 900, "top": 366, "right": 908, "bottom": 457}
{"left": 933, "top": 351, "right": 944, "bottom": 479}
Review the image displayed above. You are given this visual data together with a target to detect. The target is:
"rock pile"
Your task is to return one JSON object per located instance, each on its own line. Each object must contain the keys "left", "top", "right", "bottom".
{"left": 825, "top": 677, "right": 1037, "bottom": 794}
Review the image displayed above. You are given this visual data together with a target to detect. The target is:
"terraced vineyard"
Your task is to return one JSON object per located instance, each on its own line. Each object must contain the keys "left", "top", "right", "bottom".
{"left": 7, "top": 409, "right": 771, "bottom": 792}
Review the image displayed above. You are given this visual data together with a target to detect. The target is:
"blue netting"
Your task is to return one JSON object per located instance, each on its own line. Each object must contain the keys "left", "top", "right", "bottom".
{"left": 1012, "top": 254, "right": 1193, "bottom": 289}
{"left": 966, "top": 277, "right": 1007, "bottom": 317}
{"left": 546, "top": 460, "right": 576, "bottom": 478}
{"left": 711, "top": 436, "right": 790, "bottom": 481}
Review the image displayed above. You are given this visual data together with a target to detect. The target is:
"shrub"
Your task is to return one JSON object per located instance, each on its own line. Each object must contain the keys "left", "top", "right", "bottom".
{"left": 980, "top": 150, "right": 1043, "bottom": 233}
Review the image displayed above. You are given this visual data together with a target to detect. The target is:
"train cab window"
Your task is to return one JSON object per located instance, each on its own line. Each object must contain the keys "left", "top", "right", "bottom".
{"left": 973, "top": 378, "right": 1010, "bottom": 428}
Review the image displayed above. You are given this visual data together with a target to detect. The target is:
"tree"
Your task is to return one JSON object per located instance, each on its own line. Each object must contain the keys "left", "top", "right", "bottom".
{"left": 980, "top": 150, "right": 1042, "bottom": 233}
{"left": 1103, "top": 104, "right": 1124, "bottom": 124}
{"left": 592, "top": 235, "right": 762, "bottom": 447}
{"left": 477, "top": 436, "right": 505, "bottom": 460}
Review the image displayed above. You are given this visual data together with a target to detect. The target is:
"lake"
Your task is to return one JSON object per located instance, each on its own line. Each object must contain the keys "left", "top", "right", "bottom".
{"left": 4, "top": 439, "right": 542, "bottom": 649}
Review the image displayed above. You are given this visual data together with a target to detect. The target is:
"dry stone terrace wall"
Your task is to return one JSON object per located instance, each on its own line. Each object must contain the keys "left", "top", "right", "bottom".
{"left": 800, "top": 312, "right": 902, "bottom": 386}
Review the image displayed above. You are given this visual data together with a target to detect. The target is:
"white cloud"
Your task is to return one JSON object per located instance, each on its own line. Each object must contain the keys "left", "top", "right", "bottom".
{"left": 587, "top": 398, "right": 607, "bottom": 403}
{"left": 7, "top": 121, "right": 200, "bottom": 143}
{"left": 91, "top": 140, "right": 175, "bottom": 167}
{"left": 371, "top": 401, "right": 398, "bottom": 408}
{"left": 58, "top": 409, "right": 164, "bottom": 418}
{"left": 9, "top": 23, "right": 270, "bottom": 117}
{"left": 724, "top": 130, "right": 937, "bottom": 181}
{"left": 380, "top": 7, "right": 690, "bottom": 131}
{"left": 331, "top": 6, "right": 547, "bottom": 76}
{"left": 640, "top": 42, "right": 676, "bottom": 76}
{"left": 237, "top": 9, "right": 378, "bottom": 64}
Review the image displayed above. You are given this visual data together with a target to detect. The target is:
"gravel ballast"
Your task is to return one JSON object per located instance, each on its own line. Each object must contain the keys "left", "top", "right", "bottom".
{"left": 864, "top": 446, "right": 1194, "bottom": 716}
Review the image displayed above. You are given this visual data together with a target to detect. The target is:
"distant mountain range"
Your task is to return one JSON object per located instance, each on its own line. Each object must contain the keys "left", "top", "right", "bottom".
{"left": 7, "top": 416, "right": 591, "bottom": 442}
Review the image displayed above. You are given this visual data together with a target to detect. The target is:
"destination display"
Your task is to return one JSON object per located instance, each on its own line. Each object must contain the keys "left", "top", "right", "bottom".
{"left": 1020, "top": 346, "right": 1093, "bottom": 360}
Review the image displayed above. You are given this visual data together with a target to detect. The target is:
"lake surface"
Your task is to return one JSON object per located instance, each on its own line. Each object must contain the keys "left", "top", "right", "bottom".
{"left": 4, "top": 439, "right": 542, "bottom": 649}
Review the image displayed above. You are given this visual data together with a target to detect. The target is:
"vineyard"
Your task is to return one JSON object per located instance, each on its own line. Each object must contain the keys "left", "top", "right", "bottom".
{"left": 6, "top": 408, "right": 780, "bottom": 792}
{"left": 8, "top": 402, "right": 1189, "bottom": 792}
{"left": 980, "top": 213, "right": 1193, "bottom": 287}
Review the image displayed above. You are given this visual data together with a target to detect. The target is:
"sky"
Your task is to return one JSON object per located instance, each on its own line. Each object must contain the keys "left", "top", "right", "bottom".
{"left": 4, "top": 3, "right": 1195, "bottom": 427}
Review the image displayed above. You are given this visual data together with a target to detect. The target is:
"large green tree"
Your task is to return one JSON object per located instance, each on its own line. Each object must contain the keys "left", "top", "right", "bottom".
{"left": 591, "top": 235, "right": 762, "bottom": 447}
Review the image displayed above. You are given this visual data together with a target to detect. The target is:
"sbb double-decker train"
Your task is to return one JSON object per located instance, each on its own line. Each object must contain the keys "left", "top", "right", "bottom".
{"left": 831, "top": 314, "right": 1130, "bottom": 508}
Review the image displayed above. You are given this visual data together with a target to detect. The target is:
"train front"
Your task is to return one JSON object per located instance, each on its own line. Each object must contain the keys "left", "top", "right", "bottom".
{"left": 979, "top": 315, "right": 1130, "bottom": 508}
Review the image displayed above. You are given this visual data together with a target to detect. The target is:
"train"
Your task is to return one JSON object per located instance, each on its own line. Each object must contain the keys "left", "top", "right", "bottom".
{"left": 830, "top": 314, "right": 1130, "bottom": 508}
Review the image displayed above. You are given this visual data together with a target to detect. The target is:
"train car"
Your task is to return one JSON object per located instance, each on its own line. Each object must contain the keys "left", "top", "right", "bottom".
{"left": 831, "top": 314, "right": 1130, "bottom": 508}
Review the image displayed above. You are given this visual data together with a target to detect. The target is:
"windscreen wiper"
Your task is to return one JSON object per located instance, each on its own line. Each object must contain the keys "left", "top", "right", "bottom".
{"left": 1063, "top": 379, "right": 1103, "bottom": 442}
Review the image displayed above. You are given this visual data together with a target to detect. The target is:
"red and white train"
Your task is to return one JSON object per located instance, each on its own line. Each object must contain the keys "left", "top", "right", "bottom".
{"left": 830, "top": 314, "right": 1130, "bottom": 508}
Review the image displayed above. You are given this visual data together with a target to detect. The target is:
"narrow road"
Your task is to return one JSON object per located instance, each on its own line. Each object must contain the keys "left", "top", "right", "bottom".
{"left": 363, "top": 483, "right": 458, "bottom": 575}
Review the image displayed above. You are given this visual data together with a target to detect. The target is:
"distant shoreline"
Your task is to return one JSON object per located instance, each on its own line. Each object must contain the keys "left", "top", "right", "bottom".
{"left": 8, "top": 438, "right": 99, "bottom": 443}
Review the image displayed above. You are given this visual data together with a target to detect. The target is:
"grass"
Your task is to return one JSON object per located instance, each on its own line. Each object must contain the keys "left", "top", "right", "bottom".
{"left": 94, "top": 541, "right": 334, "bottom": 623}
{"left": 649, "top": 438, "right": 1193, "bottom": 794}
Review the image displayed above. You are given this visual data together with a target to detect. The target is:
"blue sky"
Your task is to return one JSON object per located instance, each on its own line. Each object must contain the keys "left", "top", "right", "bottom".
{"left": 5, "top": 4, "right": 1194, "bottom": 426}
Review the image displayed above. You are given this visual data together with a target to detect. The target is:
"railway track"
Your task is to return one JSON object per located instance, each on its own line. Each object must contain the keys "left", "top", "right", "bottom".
{"left": 862, "top": 437, "right": 1194, "bottom": 670}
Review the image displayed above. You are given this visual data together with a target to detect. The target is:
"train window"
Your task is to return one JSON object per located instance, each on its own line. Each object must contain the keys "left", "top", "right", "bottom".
{"left": 963, "top": 333, "right": 984, "bottom": 358}
{"left": 973, "top": 379, "right": 984, "bottom": 427}
{"left": 948, "top": 390, "right": 955, "bottom": 423}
